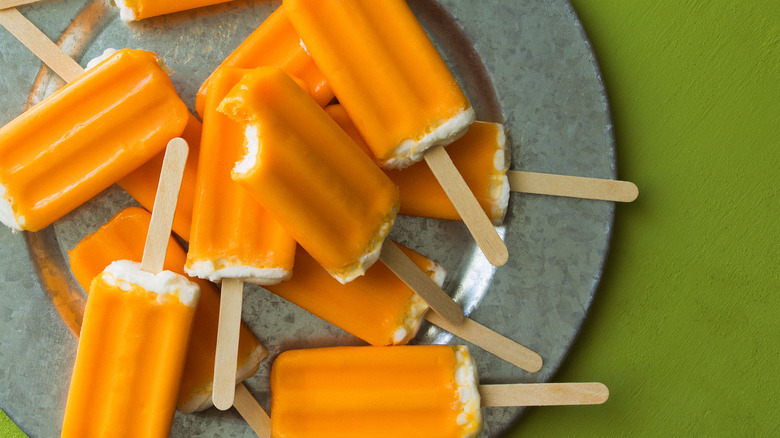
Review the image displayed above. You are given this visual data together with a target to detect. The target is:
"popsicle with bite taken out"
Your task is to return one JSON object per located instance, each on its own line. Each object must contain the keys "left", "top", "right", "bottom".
{"left": 218, "top": 66, "right": 464, "bottom": 325}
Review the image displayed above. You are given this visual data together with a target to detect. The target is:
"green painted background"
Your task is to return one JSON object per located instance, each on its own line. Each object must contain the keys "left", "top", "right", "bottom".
{"left": 505, "top": 0, "right": 779, "bottom": 436}
{"left": 1, "top": 0, "right": 778, "bottom": 436}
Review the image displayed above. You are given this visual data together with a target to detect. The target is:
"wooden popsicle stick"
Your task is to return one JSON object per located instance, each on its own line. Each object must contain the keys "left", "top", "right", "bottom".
{"left": 0, "top": 0, "right": 45, "bottom": 10}
{"left": 233, "top": 383, "right": 271, "bottom": 438}
{"left": 479, "top": 382, "right": 609, "bottom": 407}
{"left": 0, "top": 7, "right": 84, "bottom": 83}
{"left": 425, "top": 311, "right": 543, "bottom": 373}
{"left": 213, "top": 277, "right": 245, "bottom": 410}
{"left": 424, "top": 145, "right": 509, "bottom": 267}
{"left": 139, "top": 138, "right": 189, "bottom": 274}
{"left": 379, "top": 242, "right": 464, "bottom": 324}
{"left": 508, "top": 170, "right": 639, "bottom": 202}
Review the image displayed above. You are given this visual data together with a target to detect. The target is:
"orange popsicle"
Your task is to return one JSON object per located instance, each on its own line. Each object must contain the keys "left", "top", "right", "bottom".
{"left": 271, "top": 345, "right": 609, "bottom": 438}
{"left": 61, "top": 260, "right": 200, "bottom": 437}
{"left": 114, "top": 0, "right": 233, "bottom": 21}
{"left": 187, "top": 66, "right": 297, "bottom": 409}
{"left": 265, "top": 242, "right": 442, "bottom": 346}
{"left": 63, "top": 143, "right": 198, "bottom": 438}
{"left": 284, "top": 0, "right": 474, "bottom": 169}
{"left": 185, "top": 68, "right": 296, "bottom": 285}
{"left": 194, "top": 3, "right": 333, "bottom": 117}
{"left": 117, "top": 114, "right": 203, "bottom": 241}
{"left": 270, "top": 345, "right": 483, "bottom": 438}
{"left": 68, "top": 207, "right": 268, "bottom": 413}
{"left": 0, "top": 48, "right": 188, "bottom": 232}
{"left": 327, "top": 105, "right": 511, "bottom": 225}
{"left": 220, "top": 66, "right": 399, "bottom": 284}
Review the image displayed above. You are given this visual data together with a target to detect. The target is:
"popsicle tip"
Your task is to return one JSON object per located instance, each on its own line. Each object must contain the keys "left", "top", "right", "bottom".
{"left": 486, "top": 242, "right": 509, "bottom": 267}
{"left": 167, "top": 136, "right": 189, "bottom": 151}
{"left": 592, "top": 382, "right": 610, "bottom": 404}
{"left": 212, "top": 392, "right": 234, "bottom": 411}
{"left": 623, "top": 181, "right": 639, "bottom": 202}
{"left": 526, "top": 352, "right": 544, "bottom": 373}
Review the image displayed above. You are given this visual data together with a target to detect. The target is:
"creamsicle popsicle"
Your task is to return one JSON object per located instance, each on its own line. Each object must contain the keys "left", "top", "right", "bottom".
{"left": 117, "top": 114, "right": 202, "bottom": 242}
{"left": 271, "top": 345, "right": 609, "bottom": 438}
{"left": 284, "top": 0, "right": 474, "bottom": 169}
{"left": 188, "top": 66, "right": 297, "bottom": 410}
{"left": 266, "top": 242, "right": 442, "bottom": 346}
{"left": 327, "top": 105, "right": 511, "bottom": 225}
{"left": 114, "top": 0, "right": 233, "bottom": 21}
{"left": 194, "top": 3, "right": 333, "bottom": 117}
{"left": 68, "top": 207, "right": 268, "bottom": 413}
{"left": 0, "top": 48, "right": 189, "bottom": 232}
{"left": 185, "top": 68, "right": 296, "bottom": 285}
{"left": 61, "top": 260, "right": 200, "bottom": 437}
{"left": 219, "top": 66, "right": 399, "bottom": 284}
{"left": 63, "top": 138, "right": 198, "bottom": 437}
{"left": 270, "top": 345, "right": 483, "bottom": 438}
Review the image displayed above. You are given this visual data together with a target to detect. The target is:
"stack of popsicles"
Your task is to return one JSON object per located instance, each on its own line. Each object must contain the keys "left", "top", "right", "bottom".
{"left": 0, "top": 0, "right": 638, "bottom": 435}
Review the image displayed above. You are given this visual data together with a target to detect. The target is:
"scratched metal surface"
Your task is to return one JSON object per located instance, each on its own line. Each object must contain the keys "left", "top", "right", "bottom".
{"left": 0, "top": 0, "right": 614, "bottom": 436}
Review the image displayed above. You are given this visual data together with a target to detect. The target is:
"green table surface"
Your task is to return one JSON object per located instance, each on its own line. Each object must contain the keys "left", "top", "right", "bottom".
{"left": 2, "top": 0, "right": 778, "bottom": 437}
{"left": 504, "top": 0, "right": 779, "bottom": 436}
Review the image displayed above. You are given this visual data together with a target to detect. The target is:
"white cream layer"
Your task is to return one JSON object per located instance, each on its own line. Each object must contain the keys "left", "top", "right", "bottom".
{"left": 454, "top": 345, "right": 484, "bottom": 438}
{"left": 102, "top": 260, "right": 200, "bottom": 307}
{"left": 489, "top": 125, "right": 511, "bottom": 225}
{"left": 391, "top": 293, "right": 429, "bottom": 344}
{"left": 86, "top": 48, "right": 118, "bottom": 70}
{"left": 233, "top": 125, "right": 259, "bottom": 176}
{"left": 390, "top": 259, "right": 446, "bottom": 344}
{"left": 329, "top": 205, "right": 398, "bottom": 285}
{"left": 185, "top": 259, "right": 291, "bottom": 286}
{"left": 114, "top": 0, "right": 138, "bottom": 22}
{"left": 383, "top": 107, "right": 476, "bottom": 169}
{"left": 0, "top": 184, "right": 22, "bottom": 232}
